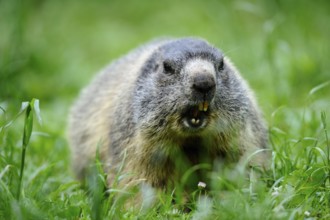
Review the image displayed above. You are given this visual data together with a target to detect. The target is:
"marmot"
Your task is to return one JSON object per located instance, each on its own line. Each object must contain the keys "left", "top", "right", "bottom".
{"left": 68, "top": 37, "right": 269, "bottom": 203}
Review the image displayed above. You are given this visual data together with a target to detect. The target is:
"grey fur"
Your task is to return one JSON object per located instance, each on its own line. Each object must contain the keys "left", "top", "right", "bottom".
{"left": 68, "top": 37, "right": 269, "bottom": 191}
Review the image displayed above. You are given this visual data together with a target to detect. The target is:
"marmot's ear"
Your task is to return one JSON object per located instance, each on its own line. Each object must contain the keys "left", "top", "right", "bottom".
{"left": 153, "top": 63, "right": 160, "bottom": 72}
{"left": 153, "top": 58, "right": 163, "bottom": 72}
{"left": 152, "top": 51, "right": 163, "bottom": 72}
{"left": 217, "top": 57, "right": 224, "bottom": 72}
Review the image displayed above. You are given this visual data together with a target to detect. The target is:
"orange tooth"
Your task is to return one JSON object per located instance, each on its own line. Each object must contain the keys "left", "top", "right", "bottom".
{"left": 198, "top": 102, "right": 204, "bottom": 111}
{"left": 203, "top": 101, "right": 209, "bottom": 112}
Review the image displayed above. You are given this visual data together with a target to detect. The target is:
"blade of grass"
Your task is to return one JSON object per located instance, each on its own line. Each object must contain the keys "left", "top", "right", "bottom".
{"left": 320, "top": 111, "right": 329, "bottom": 185}
{"left": 308, "top": 81, "right": 330, "bottom": 96}
{"left": 16, "top": 98, "right": 40, "bottom": 200}
{"left": 17, "top": 101, "right": 33, "bottom": 200}
{"left": 0, "top": 165, "right": 12, "bottom": 180}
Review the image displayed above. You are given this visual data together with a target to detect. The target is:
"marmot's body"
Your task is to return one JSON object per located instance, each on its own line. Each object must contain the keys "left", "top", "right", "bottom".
{"left": 69, "top": 38, "right": 268, "bottom": 195}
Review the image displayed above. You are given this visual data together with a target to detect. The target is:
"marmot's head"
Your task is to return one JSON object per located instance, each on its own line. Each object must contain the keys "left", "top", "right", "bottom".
{"left": 134, "top": 38, "right": 245, "bottom": 137}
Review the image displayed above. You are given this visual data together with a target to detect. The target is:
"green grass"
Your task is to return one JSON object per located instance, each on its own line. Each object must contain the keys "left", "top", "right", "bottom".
{"left": 1, "top": 0, "right": 330, "bottom": 219}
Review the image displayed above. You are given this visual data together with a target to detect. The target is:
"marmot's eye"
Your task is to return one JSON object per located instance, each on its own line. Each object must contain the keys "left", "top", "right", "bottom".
{"left": 218, "top": 59, "right": 224, "bottom": 72}
{"left": 163, "top": 62, "right": 175, "bottom": 75}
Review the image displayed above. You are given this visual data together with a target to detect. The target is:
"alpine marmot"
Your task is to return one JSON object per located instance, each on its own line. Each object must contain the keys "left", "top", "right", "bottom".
{"left": 68, "top": 37, "right": 269, "bottom": 203}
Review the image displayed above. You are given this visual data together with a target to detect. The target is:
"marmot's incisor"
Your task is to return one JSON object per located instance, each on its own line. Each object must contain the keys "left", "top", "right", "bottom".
{"left": 69, "top": 37, "right": 268, "bottom": 196}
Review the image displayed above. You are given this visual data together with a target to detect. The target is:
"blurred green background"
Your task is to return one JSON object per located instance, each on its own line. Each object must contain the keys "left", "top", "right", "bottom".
{"left": 1, "top": 0, "right": 329, "bottom": 132}
{"left": 1, "top": 0, "right": 330, "bottom": 218}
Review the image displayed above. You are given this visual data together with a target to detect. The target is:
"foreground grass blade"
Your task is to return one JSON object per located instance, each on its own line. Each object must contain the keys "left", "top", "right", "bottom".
{"left": 321, "top": 111, "right": 330, "bottom": 184}
{"left": 16, "top": 99, "right": 40, "bottom": 200}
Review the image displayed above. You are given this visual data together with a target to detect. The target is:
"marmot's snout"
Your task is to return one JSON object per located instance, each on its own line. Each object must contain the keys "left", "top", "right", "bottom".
{"left": 182, "top": 59, "right": 217, "bottom": 130}
{"left": 182, "top": 74, "right": 214, "bottom": 130}
{"left": 192, "top": 73, "right": 216, "bottom": 102}
{"left": 184, "top": 58, "right": 217, "bottom": 104}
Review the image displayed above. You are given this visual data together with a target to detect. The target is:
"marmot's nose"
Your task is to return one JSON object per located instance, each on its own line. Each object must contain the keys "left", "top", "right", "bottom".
{"left": 192, "top": 74, "right": 216, "bottom": 95}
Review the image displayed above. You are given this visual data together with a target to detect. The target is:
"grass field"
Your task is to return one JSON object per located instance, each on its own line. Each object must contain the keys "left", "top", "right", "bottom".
{"left": 1, "top": 0, "right": 330, "bottom": 219}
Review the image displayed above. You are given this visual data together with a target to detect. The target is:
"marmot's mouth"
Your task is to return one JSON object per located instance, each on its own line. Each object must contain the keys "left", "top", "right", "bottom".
{"left": 182, "top": 101, "right": 210, "bottom": 130}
